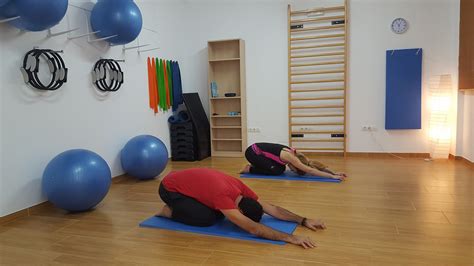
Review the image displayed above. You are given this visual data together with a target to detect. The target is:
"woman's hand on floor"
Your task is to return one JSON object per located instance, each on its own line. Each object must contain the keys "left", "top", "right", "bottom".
{"left": 331, "top": 174, "right": 346, "bottom": 181}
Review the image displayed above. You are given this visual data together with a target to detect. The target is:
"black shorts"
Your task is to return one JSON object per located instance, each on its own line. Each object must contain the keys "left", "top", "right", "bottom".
{"left": 245, "top": 146, "right": 286, "bottom": 175}
{"left": 158, "top": 183, "right": 224, "bottom": 227}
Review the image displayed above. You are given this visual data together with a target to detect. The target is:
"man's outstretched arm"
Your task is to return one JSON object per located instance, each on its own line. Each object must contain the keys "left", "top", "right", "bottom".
{"left": 258, "top": 201, "right": 327, "bottom": 231}
{"left": 221, "top": 209, "right": 316, "bottom": 249}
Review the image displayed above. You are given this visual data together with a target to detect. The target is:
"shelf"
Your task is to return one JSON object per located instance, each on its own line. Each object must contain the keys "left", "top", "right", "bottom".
{"left": 210, "top": 96, "right": 241, "bottom": 100}
{"left": 211, "top": 115, "right": 242, "bottom": 118}
{"left": 209, "top": 58, "right": 240, "bottom": 62}
{"left": 212, "top": 151, "right": 243, "bottom": 157}
{"left": 209, "top": 39, "right": 246, "bottom": 158}
{"left": 211, "top": 126, "right": 242, "bottom": 129}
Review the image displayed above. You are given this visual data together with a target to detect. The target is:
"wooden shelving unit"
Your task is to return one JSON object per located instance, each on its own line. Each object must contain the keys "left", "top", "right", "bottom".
{"left": 288, "top": 1, "right": 349, "bottom": 156}
{"left": 208, "top": 39, "right": 247, "bottom": 157}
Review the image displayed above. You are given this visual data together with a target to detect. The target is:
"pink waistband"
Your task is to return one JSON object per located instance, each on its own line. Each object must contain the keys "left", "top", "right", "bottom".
{"left": 251, "top": 144, "right": 292, "bottom": 166}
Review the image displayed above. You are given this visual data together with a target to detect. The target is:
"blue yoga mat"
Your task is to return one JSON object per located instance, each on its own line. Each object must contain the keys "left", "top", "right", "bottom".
{"left": 385, "top": 48, "right": 423, "bottom": 129}
{"left": 240, "top": 171, "right": 341, "bottom": 183}
{"left": 139, "top": 215, "right": 297, "bottom": 245}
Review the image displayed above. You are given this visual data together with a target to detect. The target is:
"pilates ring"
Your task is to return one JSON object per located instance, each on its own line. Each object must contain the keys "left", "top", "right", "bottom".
{"left": 92, "top": 59, "right": 124, "bottom": 92}
{"left": 20, "top": 48, "right": 68, "bottom": 91}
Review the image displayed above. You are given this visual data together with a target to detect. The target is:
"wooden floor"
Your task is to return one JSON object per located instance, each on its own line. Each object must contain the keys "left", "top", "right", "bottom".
{"left": 0, "top": 156, "right": 472, "bottom": 265}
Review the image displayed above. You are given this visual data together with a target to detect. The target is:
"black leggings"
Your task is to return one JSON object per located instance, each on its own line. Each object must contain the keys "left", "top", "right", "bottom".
{"left": 158, "top": 183, "right": 224, "bottom": 227}
{"left": 245, "top": 146, "right": 286, "bottom": 175}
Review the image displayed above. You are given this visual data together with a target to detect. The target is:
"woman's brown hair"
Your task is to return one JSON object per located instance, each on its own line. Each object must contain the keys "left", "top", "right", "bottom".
{"left": 289, "top": 152, "right": 328, "bottom": 175}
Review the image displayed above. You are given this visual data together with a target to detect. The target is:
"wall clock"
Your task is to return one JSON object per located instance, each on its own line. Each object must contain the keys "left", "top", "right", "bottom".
{"left": 391, "top": 18, "right": 409, "bottom": 34}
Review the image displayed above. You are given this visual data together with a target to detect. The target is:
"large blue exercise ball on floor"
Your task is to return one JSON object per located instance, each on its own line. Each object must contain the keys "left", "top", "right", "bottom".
{"left": 121, "top": 135, "right": 168, "bottom": 180}
{"left": 42, "top": 149, "right": 111, "bottom": 212}
{"left": 90, "top": 0, "right": 143, "bottom": 45}
{"left": 0, "top": 0, "right": 11, "bottom": 7}
{"left": 0, "top": 0, "right": 68, "bottom": 31}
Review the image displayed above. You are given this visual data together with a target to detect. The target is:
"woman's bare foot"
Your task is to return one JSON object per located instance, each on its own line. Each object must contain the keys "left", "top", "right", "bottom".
{"left": 239, "top": 164, "right": 251, "bottom": 174}
{"left": 156, "top": 205, "right": 172, "bottom": 218}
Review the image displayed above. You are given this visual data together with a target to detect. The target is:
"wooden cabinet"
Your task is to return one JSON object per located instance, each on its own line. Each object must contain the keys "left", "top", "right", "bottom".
{"left": 208, "top": 39, "right": 247, "bottom": 157}
{"left": 459, "top": 0, "right": 474, "bottom": 90}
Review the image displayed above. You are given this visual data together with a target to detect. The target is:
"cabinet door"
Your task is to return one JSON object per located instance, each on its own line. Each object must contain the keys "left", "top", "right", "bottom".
{"left": 459, "top": 0, "right": 474, "bottom": 90}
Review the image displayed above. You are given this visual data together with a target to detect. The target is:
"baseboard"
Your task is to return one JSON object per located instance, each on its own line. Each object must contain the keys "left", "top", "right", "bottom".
{"left": 0, "top": 201, "right": 51, "bottom": 225}
{"left": 306, "top": 152, "right": 430, "bottom": 158}
{"left": 449, "top": 154, "right": 474, "bottom": 168}
{"left": 347, "top": 152, "right": 430, "bottom": 158}
{"left": 0, "top": 173, "right": 131, "bottom": 223}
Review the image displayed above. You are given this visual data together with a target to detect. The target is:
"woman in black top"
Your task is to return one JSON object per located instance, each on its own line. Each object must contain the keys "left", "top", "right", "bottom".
{"left": 241, "top": 142, "right": 346, "bottom": 180}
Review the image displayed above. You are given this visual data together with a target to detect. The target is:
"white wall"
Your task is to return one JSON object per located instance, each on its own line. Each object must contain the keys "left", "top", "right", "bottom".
{"left": 180, "top": 1, "right": 291, "bottom": 144}
{"left": 348, "top": 0, "right": 460, "bottom": 153}
{"left": 456, "top": 92, "right": 474, "bottom": 162}
{"left": 178, "top": 0, "right": 461, "bottom": 152}
{"left": 0, "top": 0, "right": 185, "bottom": 217}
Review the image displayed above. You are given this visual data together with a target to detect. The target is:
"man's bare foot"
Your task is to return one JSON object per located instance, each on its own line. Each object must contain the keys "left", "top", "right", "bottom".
{"left": 156, "top": 205, "right": 172, "bottom": 218}
{"left": 239, "top": 164, "right": 251, "bottom": 174}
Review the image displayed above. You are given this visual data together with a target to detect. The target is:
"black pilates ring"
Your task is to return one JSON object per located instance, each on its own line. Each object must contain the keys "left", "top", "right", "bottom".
{"left": 21, "top": 48, "right": 68, "bottom": 91}
{"left": 92, "top": 58, "right": 124, "bottom": 92}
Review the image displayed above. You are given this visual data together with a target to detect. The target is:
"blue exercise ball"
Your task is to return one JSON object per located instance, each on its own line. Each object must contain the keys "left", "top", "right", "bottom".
{"left": 0, "top": 0, "right": 11, "bottom": 7}
{"left": 42, "top": 149, "right": 111, "bottom": 212}
{"left": 0, "top": 0, "right": 68, "bottom": 31}
{"left": 90, "top": 0, "right": 143, "bottom": 45}
{"left": 121, "top": 135, "right": 168, "bottom": 180}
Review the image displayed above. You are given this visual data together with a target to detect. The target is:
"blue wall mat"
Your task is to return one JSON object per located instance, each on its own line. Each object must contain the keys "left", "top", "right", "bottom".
{"left": 241, "top": 171, "right": 341, "bottom": 183}
{"left": 385, "top": 48, "right": 423, "bottom": 129}
{"left": 140, "top": 215, "right": 298, "bottom": 245}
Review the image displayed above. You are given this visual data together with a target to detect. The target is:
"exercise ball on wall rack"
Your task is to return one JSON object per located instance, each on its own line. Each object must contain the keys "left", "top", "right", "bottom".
{"left": 90, "top": 0, "right": 143, "bottom": 45}
{"left": 0, "top": 0, "right": 68, "bottom": 31}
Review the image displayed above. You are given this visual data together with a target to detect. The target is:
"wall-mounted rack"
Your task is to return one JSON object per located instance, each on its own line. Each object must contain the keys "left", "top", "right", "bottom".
{"left": 288, "top": 1, "right": 349, "bottom": 156}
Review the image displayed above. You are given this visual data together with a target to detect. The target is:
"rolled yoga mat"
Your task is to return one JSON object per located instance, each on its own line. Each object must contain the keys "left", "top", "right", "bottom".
{"left": 167, "top": 111, "right": 190, "bottom": 124}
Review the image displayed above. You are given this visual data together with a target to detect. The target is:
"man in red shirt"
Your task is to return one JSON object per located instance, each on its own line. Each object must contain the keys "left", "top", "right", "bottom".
{"left": 157, "top": 168, "right": 326, "bottom": 249}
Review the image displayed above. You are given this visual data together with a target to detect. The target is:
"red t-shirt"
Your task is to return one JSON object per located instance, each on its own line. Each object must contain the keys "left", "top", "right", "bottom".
{"left": 162, "top": 168, "right": 258, "bottom": 210}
